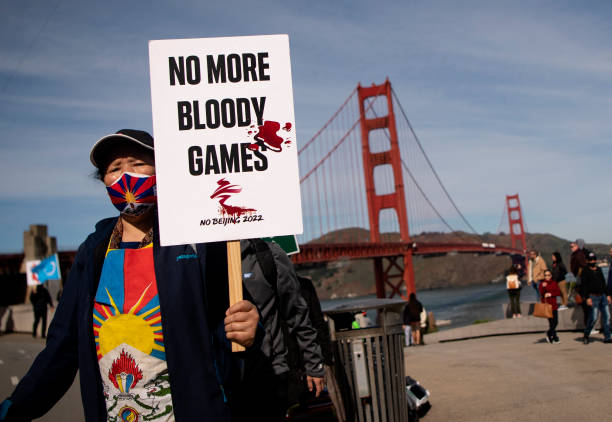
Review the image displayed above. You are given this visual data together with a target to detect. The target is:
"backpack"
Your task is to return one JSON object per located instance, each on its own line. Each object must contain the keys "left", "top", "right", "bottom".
{"left": 245, "top": 239, "right": 331, "bottom": 369}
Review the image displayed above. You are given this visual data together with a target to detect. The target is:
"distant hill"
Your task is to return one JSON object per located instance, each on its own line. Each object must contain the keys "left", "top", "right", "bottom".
{"left": 295, "top": 228, "right": 611, "bottom": 299}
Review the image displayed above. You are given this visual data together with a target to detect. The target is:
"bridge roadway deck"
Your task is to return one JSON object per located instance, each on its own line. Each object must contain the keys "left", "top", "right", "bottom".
{"left": 292, "top": 242, "right": 522, "bottom": 264}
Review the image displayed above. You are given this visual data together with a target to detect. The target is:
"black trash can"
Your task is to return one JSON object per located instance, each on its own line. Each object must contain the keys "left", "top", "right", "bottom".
{"left": 324, "top": 298, "right": 408, "bottom": 422}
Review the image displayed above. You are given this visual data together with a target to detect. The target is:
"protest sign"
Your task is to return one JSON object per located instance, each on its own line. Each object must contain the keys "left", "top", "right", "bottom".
{"left": 150, "top": 34, "right": 302, "bottom": 351}
{"left": 149, "top": 34, "right": 303, "bottom": 247}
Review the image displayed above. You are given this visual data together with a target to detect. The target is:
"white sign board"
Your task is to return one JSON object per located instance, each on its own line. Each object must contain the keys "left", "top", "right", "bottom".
{"left": 149, "top": 34, "right": 303, "bottom": 246}
{"left": 25, "top": 260, "right": 41, "bottom": 286}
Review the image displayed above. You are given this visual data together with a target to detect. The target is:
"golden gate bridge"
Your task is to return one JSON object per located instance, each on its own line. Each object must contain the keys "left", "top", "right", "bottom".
{"left": 292, "top": 79, "right": 527, "bottom": 298}
{"left": 0, "top": 79, "right": 528, "bottom": 300}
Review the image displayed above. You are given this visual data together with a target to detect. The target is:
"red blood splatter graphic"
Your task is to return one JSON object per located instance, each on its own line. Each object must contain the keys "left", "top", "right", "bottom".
{"left": 248, "top": 120, "right": 293, "bottom": 152}
{"left": 210, "top": 178, "right": 256, "bottom": 217}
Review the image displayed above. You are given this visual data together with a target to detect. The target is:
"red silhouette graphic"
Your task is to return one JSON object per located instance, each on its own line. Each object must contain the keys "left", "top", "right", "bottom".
{"left": 248, "top": 120, "right": 292, "bottom": 152}
{"left": 210, "top": 178, "right": 256, "bottom": 217}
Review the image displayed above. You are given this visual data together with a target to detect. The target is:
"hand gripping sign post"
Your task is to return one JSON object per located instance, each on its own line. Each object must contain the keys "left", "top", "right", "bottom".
{"left": 149, "top": 35, "right": 303, "bottom": 351}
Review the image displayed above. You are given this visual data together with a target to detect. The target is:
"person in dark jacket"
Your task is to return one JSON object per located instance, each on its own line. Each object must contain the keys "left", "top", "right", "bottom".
{"left": 29, "top": 284, "right": 54, "bottom": 338}
{"left": 581, "top": 253, "right": 611, "bottom": 344}
{"left": 570, "top": 239, "right": 587, "bottom": 282}
{"left": 539, "top": 270, "right": 561, "bottom": 344}
{"left": 607, "top": 247, "right": 612, "bottom": 293}
{"left": 506, "top": 265, "right": 522, "bottom": 318}
{"left": 233, "top": 240, "right": 324, "bottom": 421}
{"left": 570, "top": 239, "right": 589, "bottom": 325}
{"left": 551, "top": 252, "right": 568, "bottom": 310}
{"left": 0, "top": 129, "right": 259, "bottom": 422}
{"left": 403, "top": 293, "right": 423, "bottom": 345}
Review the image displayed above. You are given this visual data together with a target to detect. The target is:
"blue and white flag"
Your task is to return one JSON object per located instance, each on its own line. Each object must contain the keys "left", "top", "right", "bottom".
{"left": 32, "top": 254, "right": 61, "bottom": 283}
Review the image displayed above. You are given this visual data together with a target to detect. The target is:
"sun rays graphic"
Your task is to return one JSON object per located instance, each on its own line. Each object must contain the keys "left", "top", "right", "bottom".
{"left": 93, "top": 248, "right": 165, "bottom": 361}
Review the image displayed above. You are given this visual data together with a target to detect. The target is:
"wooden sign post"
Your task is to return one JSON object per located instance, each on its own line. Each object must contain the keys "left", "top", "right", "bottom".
{"left": 226, "top": 240, "right": 244, "bottom": 352}
{"left": 149, "top": 35, "right": 303, "bottom": 352}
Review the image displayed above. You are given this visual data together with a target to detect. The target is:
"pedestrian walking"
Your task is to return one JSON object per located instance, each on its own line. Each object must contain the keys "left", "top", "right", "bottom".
{"left": 506, "top": 265, "right": 522, "bottom": 318}
{"left": 570, "top": 239, "right": 589, "bottom": 327}
{"left": 582, "top": 253, "right": 612, "bottom": 344}
{"left": 539, "top": 270, "right": 561, "bottom": 344}
{"left": 404, "top": 293, "right": 424, "bottom": 345}
{"left": 29, "top": 284, "right": 53, "bottom": 338}
{"left": 551, "top": 252, "right": 568, "bottom": 310}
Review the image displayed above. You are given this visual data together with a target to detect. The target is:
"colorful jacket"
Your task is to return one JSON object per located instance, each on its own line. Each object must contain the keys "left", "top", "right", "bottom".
{"left": 1, "top": 217, "right": 240, "bottom": 421}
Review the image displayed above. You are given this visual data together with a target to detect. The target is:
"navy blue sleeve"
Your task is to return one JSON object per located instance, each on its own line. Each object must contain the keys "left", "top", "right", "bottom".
{"left": 2, "top": 247, "right": 84, "bottom": 420}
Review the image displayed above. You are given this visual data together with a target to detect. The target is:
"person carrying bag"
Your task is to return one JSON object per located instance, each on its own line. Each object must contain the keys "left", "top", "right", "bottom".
{"left": 535, "top": 270, "right": 561, "bottom": 344}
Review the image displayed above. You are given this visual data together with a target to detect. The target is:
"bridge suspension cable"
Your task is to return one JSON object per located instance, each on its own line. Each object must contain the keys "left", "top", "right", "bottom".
{"left": 297, "top": 82, "right": 487, "bottom": 243}
{"left": 299, "top": 96, "right": 378, "bottom": 183}
{"left": 298, "top": 88, "right": 357, "bottom": 155}
{"left": 391, "top": 88, "right": 479, "bottom": 235}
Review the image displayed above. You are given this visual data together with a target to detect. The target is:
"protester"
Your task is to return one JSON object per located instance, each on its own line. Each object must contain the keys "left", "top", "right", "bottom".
{"left": 527, "top": 250, "right": 547, "bottom": 301}
{"left": 232, "top": 239, "right": 325, "bottom": 421}
{"left": 551, "top": 252, "right": 568, "bottom": 310}
{"left": 29, "top": 284, "right": 54, "bottom": 338}
{"left": 505, "top": 265, "right": 522, "bottom": 318}
{"left": 404, "top": 293, "right": 424, "bottom": 345}
{"left": 581, "top": 252, "right": 612, "bottom": 344}
{"left": 539, "top": 270, "right": 561, "bottom": 344}
{"left": 0, "top": 129, "right": 260, "bottom": 422}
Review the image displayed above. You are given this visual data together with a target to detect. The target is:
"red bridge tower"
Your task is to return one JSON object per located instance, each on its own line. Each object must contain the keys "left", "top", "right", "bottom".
{"left": 506, "top": 194, "right": 527, "bottom": 268}
{"left": 358, "top": 80, "right": 415, "bottom": 298}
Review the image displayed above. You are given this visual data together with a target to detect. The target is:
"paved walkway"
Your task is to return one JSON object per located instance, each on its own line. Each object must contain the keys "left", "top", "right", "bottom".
{"left": 426, "top": 304, "right": 591, "bottom": 343}
{"left": 406, "top": 331, "right": 612, "bottom": 422}
{"left": 0, "top": 334, "right": 82, "bottom": 421}
{"left": 3, "top": 325, "right": 612, "bottom": 422}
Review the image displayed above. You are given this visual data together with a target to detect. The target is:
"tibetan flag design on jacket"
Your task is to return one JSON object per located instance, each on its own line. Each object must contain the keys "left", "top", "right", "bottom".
{"left": 93, "top": 243, "right": 174, "bottom": 421}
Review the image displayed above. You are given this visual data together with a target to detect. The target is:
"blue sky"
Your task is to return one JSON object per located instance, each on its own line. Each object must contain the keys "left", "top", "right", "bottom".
{"left": 1, "top": 0, "right": 611, "bottom": 252}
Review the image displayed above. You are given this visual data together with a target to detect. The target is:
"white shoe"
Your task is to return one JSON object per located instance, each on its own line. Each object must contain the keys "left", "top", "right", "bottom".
{"left": 558, "top": 305, "right": 568, "bottom": 311}
{"left": 591, "top": 329, "right": 599, "bottom": 335}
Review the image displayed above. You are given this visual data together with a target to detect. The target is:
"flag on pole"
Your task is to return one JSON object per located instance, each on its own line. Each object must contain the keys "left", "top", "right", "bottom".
{"left": 32, "top": 254, "right": 61, "bottom": 283}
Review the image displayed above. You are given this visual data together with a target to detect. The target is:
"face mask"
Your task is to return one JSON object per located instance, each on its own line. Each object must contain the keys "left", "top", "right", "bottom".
{"left": 106, "top": 172, "right": 157, "bottom": 217}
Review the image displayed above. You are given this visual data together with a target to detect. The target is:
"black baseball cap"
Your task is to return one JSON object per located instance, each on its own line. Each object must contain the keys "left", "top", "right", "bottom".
{"left": 588, "top": 252, "right": 597, "bottom": 261}
{"left": 90, "top": 129, "right": 154, "bottom": 168}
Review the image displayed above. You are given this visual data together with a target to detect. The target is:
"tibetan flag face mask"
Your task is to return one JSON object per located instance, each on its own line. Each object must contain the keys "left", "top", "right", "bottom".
{"left": 106, "top": 172, "right": 157, "bottom": 217}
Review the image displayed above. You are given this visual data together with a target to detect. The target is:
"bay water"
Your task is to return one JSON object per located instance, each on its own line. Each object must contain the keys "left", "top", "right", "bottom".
{"left": 322, "top": 282, "right": 540, "bottom": 331}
